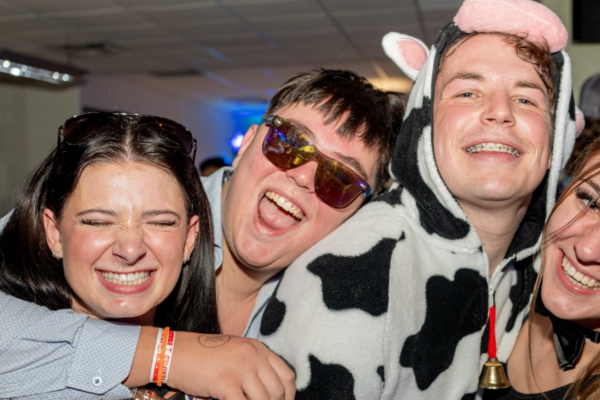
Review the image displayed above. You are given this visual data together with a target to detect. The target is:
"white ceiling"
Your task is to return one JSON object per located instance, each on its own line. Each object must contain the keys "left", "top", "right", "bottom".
{"left": 0, "top": 0, "right": 461, "bottom": 101}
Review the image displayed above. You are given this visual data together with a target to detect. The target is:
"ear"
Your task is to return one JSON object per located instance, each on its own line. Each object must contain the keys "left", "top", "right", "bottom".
{"left": 232, "top": 124, "right": 260, "bottom": 168}
{"left": 43, "top": 208, "right": 63, "bottom": 258}
{"left": 575, "top": 107, "right": 585, "bottom": 138}
{"left": 382, "top": 32, "right": 429, "bottom": 81}
{"left": 184, "top": 215, "right": 200, "bottom": 259}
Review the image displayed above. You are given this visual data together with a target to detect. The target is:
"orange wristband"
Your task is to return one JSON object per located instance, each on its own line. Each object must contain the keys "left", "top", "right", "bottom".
{"left": 156, "top": 327, "right": 170, "bottom": 386}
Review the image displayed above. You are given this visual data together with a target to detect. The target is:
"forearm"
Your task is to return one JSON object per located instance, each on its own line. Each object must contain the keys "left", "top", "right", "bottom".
{"left": 122, "top": 326, "right": 158, "bottom": 387}
{"left": 0, "top": 292, "right": 140, "bottom": 399}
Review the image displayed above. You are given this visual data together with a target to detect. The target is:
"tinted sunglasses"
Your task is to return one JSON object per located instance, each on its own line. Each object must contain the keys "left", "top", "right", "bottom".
{"left": 57, "top": 112, "right": 197, "bottom": 162}
{"left": 262, "top": 115, "right": 371, "bottom": 209}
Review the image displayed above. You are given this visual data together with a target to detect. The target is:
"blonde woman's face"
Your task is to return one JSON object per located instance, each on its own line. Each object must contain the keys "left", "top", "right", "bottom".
{"left": 43, "top": 162, "right": 199, "bottom": 323}
{"left": 542, "top": 156, "right": 600, "bottom": 329}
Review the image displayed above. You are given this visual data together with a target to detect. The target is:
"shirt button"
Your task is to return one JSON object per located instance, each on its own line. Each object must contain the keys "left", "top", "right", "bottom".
{"left": 93, "top": 376, "right": 103, "bottom": 386}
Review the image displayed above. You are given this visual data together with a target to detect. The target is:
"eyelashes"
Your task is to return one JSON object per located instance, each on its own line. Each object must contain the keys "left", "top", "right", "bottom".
{"left": 80, "top": 219, "right": 177, "bottom": 227}
{"left": 575, "top": 187, "right": 600, "bottom": 210}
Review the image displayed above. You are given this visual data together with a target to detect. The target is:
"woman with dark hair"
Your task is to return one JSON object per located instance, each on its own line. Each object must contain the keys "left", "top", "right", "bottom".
{"left": 487, "top": 136, "right": 600, "bottom": 400}
{"left": 0, "top": 113, "right": 293, "bottom": 399}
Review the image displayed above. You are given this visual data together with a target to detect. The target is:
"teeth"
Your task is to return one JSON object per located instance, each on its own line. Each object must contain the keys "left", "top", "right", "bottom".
{"left": 562, "top": 256, "right": 600, "bottom": 289}
{"left": 101, "top": 271, "right": 151, "bottom": 286}
{"left": 265, "top": 191, "right": 305, "bottom": 220}
{"left": 466, "top": 142, "right": 520, "bottom": 157}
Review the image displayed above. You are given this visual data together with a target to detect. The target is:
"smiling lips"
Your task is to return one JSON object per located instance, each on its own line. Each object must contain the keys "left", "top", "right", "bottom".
{"left": 562, "top": 256, "right": 600, "bottom": 290}
{"left": 265, "top": 190, "right": 305, "bottom": 220}
{"left": 466, "top": 142, "right": 520, "bottom": 157}
{"left": 101, "top": 271, "right": 151, "bottom": 286}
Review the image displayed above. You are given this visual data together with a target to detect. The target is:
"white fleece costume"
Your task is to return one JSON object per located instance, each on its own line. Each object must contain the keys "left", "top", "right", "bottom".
{"left": 259, "top": 1, "right": 581, "bottom": 399}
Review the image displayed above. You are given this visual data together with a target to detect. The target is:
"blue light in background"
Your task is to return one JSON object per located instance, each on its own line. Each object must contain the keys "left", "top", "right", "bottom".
{"left": 227, "top": 102, "right": 268, "bottom": 154}
{"left": 229, "top": 131, "right": 245, "bottom": 152}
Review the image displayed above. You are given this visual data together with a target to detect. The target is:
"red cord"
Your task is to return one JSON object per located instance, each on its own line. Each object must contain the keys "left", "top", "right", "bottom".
{"left": 488, "top": 305, "right": 497, "bottom": 359}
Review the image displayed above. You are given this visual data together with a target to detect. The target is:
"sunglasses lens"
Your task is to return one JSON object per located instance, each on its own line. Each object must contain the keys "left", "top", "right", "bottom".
{"left": 139, "top": 116, "right": 194, "bottom": 154}
{"left": 63, "top": 113, "right": 117, "bottom": 144}
{"left": 315, "top": 161, "right": 367, "bottom": 208}
{"left": 262, "top": 115, "right": 371, "bottom": 209}
{"left": 263, "top": 125, "right": 314, "bottom": 169}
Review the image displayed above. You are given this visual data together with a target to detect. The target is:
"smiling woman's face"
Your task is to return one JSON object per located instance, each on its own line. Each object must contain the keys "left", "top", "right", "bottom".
{"left": 43, "top": 162, "right": 199, "bottom": 323}
{"left": 542, "top": 155, "right": 600, "bottom": 329}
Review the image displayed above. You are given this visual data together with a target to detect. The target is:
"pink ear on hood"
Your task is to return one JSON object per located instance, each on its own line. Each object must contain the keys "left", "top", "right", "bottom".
{"left": 575, "top": 107, "right": 585, "bottom": 138}
{"left": 454, "top": 0, "right": 568, "bottom": 52}
{"left": 382, "top": 32, "right": 429, "bottom": 81}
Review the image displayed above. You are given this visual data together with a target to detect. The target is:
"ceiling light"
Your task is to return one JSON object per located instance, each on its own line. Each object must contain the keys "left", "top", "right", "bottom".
{"left": 0, "top": 50, "right": 85, "bottom": 87}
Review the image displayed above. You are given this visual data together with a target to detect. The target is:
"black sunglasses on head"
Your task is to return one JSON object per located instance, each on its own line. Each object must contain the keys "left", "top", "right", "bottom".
{"left": 57, "top": 112, "right": 197, "bottom": 162}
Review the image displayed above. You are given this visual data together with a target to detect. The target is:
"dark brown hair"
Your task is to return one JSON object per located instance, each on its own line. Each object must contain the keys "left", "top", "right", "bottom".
{"left": 0, "top": 114, "right": 220, "bottom": 334}
{"left": 529, "top": 137, "right": 600, "bottom": 400}
{"left": 265, "top": 69, "right": 407, "bottom": 194}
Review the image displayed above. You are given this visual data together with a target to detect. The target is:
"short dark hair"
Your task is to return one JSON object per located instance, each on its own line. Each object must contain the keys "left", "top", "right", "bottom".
{"left": 0, "top": 114, "right": 220, "bottom": 334}
{"left": 265, "top": 69, "right": 407, "bottom": 194}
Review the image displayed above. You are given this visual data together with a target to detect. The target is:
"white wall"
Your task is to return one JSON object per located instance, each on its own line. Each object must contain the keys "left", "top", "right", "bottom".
{"left": 80, "top": 74, "right": 236, "bottom": 166}
{"left": 0, "top": 83, "right": 80, "bottom": 215}
{"left": 542, "top": 0, "right": 600, "bottom": 103}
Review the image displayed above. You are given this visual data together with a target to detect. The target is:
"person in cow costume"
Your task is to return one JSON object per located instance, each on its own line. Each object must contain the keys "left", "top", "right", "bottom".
{"left": 259, "top": 0, "right": 585, "bottom": 399}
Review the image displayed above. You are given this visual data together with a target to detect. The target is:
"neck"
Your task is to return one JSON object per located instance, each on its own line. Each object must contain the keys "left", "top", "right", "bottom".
{"left": 509, "top": 312, "right": 600, "bottom": 393}
{"left": 459, "top": 196, "right": 531, "bottom": 276}
{"left": 218, "top": 238, "right": 272, "bottom": 301}
{"left": 216, "top": 233, "right": 276, "bottom": 335}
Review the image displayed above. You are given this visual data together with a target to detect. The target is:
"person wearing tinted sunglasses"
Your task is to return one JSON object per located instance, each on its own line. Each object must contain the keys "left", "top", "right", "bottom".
{"left": 0, "top": 113, "right": 294, "bottom": 400}
{"left": 213, "top": 69, "right": 406, "bottom": 337}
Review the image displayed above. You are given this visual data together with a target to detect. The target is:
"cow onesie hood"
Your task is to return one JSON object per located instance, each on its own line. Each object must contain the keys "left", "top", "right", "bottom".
{"left": 259, "top": 1, "right": 581, "bottom": 399}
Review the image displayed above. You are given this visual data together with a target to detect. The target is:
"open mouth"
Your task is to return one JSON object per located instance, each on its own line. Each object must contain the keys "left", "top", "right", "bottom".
{"left": 100, "top": 271, "right": 151, "bottom": 286}
{"left": 264, "top": 190, "right": 304, "bottom": 220}
{"left": 257, "top": 190, "right": 305, "bottom": 231}
{"left": 562, "top": 256, "right": 600, "bottom": 290}
{"left": 466, "top": 143, "right": 520, "bottom": 157}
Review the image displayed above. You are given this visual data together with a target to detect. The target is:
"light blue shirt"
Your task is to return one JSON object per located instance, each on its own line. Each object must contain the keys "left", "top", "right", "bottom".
{"left": 202, "top": 167, "right": 282, "bottom": 339}
{"left": 0, "top": 167, "right": 280, "bottom": 398}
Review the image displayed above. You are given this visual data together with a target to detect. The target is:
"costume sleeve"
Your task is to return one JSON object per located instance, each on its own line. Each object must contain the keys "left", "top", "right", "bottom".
{"left": 0, "top": 292, "right": 140, "bottom": 399}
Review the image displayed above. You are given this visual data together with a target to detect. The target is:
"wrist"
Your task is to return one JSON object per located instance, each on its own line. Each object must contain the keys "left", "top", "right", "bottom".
{"left": 123, "top": 326, "right": 159, "bottom": 388}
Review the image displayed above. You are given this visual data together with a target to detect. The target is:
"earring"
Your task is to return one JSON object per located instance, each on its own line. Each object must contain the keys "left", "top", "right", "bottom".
{"left": 53, "top": 251, "right": 62, "bottom": 260}
{"left": 183, "top": 255, "right": 189, "bottom": 264}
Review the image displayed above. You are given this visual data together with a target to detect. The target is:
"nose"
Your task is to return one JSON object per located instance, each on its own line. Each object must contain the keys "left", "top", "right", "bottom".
{"left": 574, "top": 221, "right": 600, "bottom": 266}
{"left": 285, "top": 160, "right": 317, "bottom": 193}
{"left": 113, "top": 227, "right": 147, "bottom": 265}
{"left": 482, "top": 91, "right": 515, "bottom": 126}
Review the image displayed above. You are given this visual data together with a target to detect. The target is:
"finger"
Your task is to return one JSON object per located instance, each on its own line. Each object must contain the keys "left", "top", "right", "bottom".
{"left": 257, "top": 362, "right": 286, "bottom": 400}
{"left": 266, "top": 353, "right": 296, "bottom": 400}
{"left": 241, "top": 375, "right": 271, "bottom": 400}
{"left": 216, "top": 386, "right": 247, "bottom": 400}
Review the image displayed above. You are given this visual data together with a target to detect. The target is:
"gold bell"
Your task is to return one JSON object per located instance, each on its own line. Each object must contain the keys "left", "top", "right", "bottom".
{"left": 478, "top": 357, "right": 511, "bottom": 390}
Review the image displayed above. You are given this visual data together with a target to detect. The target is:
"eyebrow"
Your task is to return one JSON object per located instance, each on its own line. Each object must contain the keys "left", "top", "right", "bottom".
{"left": 516, "top": 80, "right": 547, "bottom": 94}
{"left": 142, "top": 210, "right": 181, "bottom": 220}
{"left": 586, "top": 179, "right": 600, "bottom": 195}
{"left": 76, "top": 209, "right": 117, "bottom": 217}
{"left": 440, "top": 72, "right": 483, "bottom": 96}
{"left": 288, "top": 118, "right": 369, "bottom": 180}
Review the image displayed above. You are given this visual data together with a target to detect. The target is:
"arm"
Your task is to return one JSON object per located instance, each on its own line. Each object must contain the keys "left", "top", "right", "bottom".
{"left": 0, "top": 292, "right": 139, "bottom": 399}
{"left": 126, "top": 329, "right": 295, "bottom": 400}
{"left": 0, "top": 293, "right": 294, "bottom": 400}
